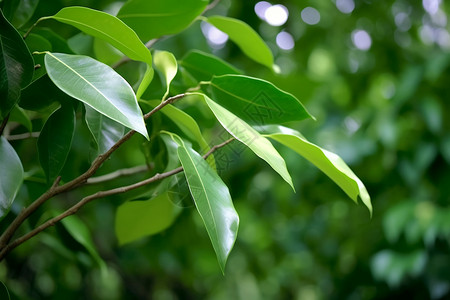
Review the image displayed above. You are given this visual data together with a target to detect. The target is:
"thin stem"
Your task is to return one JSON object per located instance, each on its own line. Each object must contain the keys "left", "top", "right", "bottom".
{"left": 86, "top": 165, "right": 149, "bottom": 184}
{"left": 0, "top": 94, "right": 186, "bottom": 248}
{"left": 23, "top": 17, "right": 48, "bottom": 39}
{"left": 0, "top": 136, "right": 231, "bottom": 260}
{"left": 6, "top": 132, "right": 40, "bottom": 141}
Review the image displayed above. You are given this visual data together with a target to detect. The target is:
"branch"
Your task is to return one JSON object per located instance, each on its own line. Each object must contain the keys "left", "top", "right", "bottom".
{"left": 0, "top": 137, "right": 233, "bottom": 260}
{"left": 0, "top": 94, "right": 185, "bottom": 248}
{"left": 86, "top": 165, "right": 149, "bottom": 184}
{"left": 6, "top": 132, "right": 40, "bottom": 141}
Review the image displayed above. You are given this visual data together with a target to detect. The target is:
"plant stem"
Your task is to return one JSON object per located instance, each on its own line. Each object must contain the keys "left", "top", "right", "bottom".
{"left": 0, "top": 136, "right": 233, "bottom": 260}
{"left": 0, "top": 94, "right": 185, "bottom": 249}
{"left": 86, "top": 165, "right": 149, "bottom": 184}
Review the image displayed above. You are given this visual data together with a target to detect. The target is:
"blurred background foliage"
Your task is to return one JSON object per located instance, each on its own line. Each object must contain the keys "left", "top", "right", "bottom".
{"left": 1, "top": 0, "right": 450, "bottom": 299}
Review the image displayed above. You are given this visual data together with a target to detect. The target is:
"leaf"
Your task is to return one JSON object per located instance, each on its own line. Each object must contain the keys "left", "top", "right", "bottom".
{"left": 93, "top": 38, "right": 123, "bottom": 66}
{"left": 37, "top": 105, "right": 75, "bottom": 183}
{"left": 115, "top": 192, "right": 178, "bottom": 245}
{"left": 4, "top": 0, "right": 39, "bottom": 28}
{"left": 206, "top": 16, "right": 274, "bottom": 69}
{"left": 84, "top": 105, "right": 125, "bottom": 157}
{"left": 58, "top": 213, "right": 108, "bottom": 276}
{"left": 10, "top": 104, "right": 32, "bottom": 132}
{"left": 0, "top": 136, "right": 24, "bottom": 219}
{"left": 24, "top": 33, "right": 52, "bottom": 80}
{"left": 19, "top": 75, "right": 62, "bottom": 111}
{"left": 167, "top": 132, "right": 239, "bottom": 273}
{"left": 48, "top": 6, "right": 152, "bottom": 64}
{"left": 117, "top": 0, "right": 209, "bottom": 41}
{"left": 44, "top": 52, "right": 148, "bottom": 138}
{"left": 153, "top": 50, "right": 177, "bottom": 100}
{"left": 0, "top": 9, "right": 34, "bottom": 118}
{"left": 263, "top": 126, "right": 372, "bottom": 215}
{"left": 200, "top": 94, "right": 295, "bottom": 190}
{"left": 205, "top": 75, "right": 312, "bottom": 125}
{"left": 180, "top": 50, "right": 242, "bottom": 82}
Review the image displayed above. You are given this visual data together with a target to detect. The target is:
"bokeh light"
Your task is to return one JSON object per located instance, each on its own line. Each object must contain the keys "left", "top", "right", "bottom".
{"left": 276, "top": 31, "right": 295, "bottom": 50}
{"left": 301, "top": 7, "right": 320, "bottom": 25}
{"left": 336, "top": 0, "right": 355, "bottom": 14}
{"left": 352, "top": 29, "right": 372, "bottom": 50}
{"left": 201, "top": 22, "right": 229, "bottom": 49}
{"left": 264, "top": 4, "right": 289, "bottom": 26}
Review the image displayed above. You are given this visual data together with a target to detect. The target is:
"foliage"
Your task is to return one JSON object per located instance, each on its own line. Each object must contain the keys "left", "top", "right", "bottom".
{"left": 0, "top": 0, "right": 449, "bottom": 299}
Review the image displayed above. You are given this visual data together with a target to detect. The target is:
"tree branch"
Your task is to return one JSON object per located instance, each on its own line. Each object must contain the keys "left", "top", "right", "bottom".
{"left": 0, "top": 137, "right": 233, "bottom": 260}
{"left": 6, "top": 132, "right": 40, "bottom": 141}
{"left": 0, "top": 94, "right": 186, "bottom": 248}
{"left": 86, "top": 165, "right": 149, "bottom": 184}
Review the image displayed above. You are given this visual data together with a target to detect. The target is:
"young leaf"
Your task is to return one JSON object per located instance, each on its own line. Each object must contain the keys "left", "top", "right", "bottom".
{"left": 167, "top": 132, "right": 239, "bottom": 273}
{"left": 0, "top": 137, "right": 24, "bottom": 219}
{"left": 37, "top": 105, "right": 75, "bottom": 183}
{"left": 263, "top": 126, "right": 372, "bottom": 215}
{"left": 117, "top": 0, "right": 209, "bottom": 41}
{"left": 0, "top": 9, "right": 34, "bottom": 118}
{"left": 48, "top": 6, "right": 152, "bottom": 64}
{"left": 115, "top": 192, "right": 178, "bottom": 245}
{"left": 180, "top": 50, "right": 242, "bottom": 82}
{"left": 58, "top": 213, "right": 108, "bottom": 276}
{"left": 205, "top": 75, "right": 313, "bottom": 125}
{"left": 206, "top": 16, "right": 274, "bottom": 69}
{"left": 84, "top": 105, "right": 125, "bottom": 157}
{"left": 199, "top": 94, "right": 295, "bottom": 190}
{"left": 44, "top": 52, "right": 148, "bottom": 139}
{"left": 153, "top": 50, "right": 177, "bottom": 100}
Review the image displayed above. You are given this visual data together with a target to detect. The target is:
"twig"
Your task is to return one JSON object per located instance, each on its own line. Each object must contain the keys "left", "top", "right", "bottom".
{"left": 0, "top": 136, "right": 232, "bottom": 260}
{"left": 0, "top": 94, "right": 186, "bottom": 248}
{"left": 86, "top": 165, "right": 149, "bottom": 184}
{"left": 0, "top": 114, "right": 9, "bottom": 136}
{"left": 6, "top": 132, "right": 40, "bottom": 141}
{"left": 206, "top": 0, "right": 221, "bottom": 11}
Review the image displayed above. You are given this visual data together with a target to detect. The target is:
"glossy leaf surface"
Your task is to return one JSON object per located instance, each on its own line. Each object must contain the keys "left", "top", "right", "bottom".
{"left": 180, "top": 50, "right": 241, "bottom": 82}
{"left": 0, "top": 137, "right": 23, "bottom": 219}
{"left": 49, "top": 6, "right": 152, "bottom": 64}
{"left": 169, "top": 132, "right": 239, "bottom": 272}
{"left": 115, "top": 192, "right": 177, "bottom": 245}
{"left": 84, "top": 105, "right": 125, "bottom": 156}
{"left": 206, "top": 16, "right": 273, "bottom": 68}
{"left": 3, "top": 0, "right": 39, "bottom": 28}
{"left": 37, "top": 105, "right": 75, "bottom": 183}
{"left": 201, "top": 94, "right": 294, "bottom": 190}
{"left": 264, "top": 126, "right": 372, "bottom": 215}
{"left": 0, "top": 9, "right": 34, "bottom": 118}
{"left": 153, "top": 50, "right": 177, "bottom": 100}
{"left": 44, "top": 52, "right": 148, "bottom": 138}
{"left": 206, "top": 75, "right": 312, "bottom": 125}
{"left": 117, "top": 0, "right": 208, "bottom": 41}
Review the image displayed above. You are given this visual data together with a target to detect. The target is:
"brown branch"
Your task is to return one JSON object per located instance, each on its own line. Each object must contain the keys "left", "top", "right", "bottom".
{"left": 0, "top": 137, "right": 232, "bottom": 260}
{"left": 0, "top": 94, "right": 185, "bottom": 248}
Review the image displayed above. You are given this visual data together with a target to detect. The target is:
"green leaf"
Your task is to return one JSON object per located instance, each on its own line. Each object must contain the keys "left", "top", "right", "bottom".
{"left": 19, "top": 75, "right": 62, "bottom": 111}
{"left": 58, "top": 213, "right": 108, "bottom": 276}
{"left": 44, "top": 52, "right": 148, "bottom": 139}
{"left": 153, "top": 50, "right": 177, "bottom": 100}
{"left": 0, "top": 9, "right": 34, "bottom": 118}
{"left": 24, "top": 33, "right": 52, "bottom": 80}
{"left": 206, "top": 16, "right": 274, "bottom": 69}
{"left": 115, "top": 192, "right": 178, "bottom": 245}
{"left": 180, "top": 50, "right": 241, "bottom": 82}
{"left": 205, "top": 75, "right": 312, "bottom": 125}
{"left": 167, "top": 132, "right": 239, "bottom": 273}
{"left": 4, "top": 0, "right": 39, "bottom": 28}
{"left": 37, "top": 105, "right": 75, "bottom": 183}
{"left": 10, "top": 104, "right": 32, "bottom": 132}
{"left": 0, "top": 136, "right": 23, "bottom": 219}
{"left": 93, "top": 38, "right": 123, "bottom": 66}
{"left": 117, "top": 0, "right": 209, "bottom": 41}
{"left": 84, "top": 105, "right": 125, "bottom": 157}
{"left": 263, "top": 126, "right": 372, "bottom": 215}
{"left": 48, "top": 6, "right": 152, "bottom": 64}
{"left": 199, "top": 94, "right": 295, "bottom": 190}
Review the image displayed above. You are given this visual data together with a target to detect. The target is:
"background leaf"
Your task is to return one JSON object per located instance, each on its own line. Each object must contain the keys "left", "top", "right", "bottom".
{"left": 168, "top": 132, "right": 239, "bottom": 273}
{"left": 206, "top": 16, "right": 274, "bottom": 69}
{"left": 0, "top": 136, "right": 23, "bottom": 219}
{"left": 37, "top": 104, "right": 75, "bottom": 183}
{"left": 263, "top": 126, "right": 372, "bottom": 215}
{"left": 10, "top": 104, "right": 32, "bottom": 132}
{"left": 200, "top": 94, "right": 295, "bottom": 190}
{"left": 44, "top": 52, "right": 148, "bottom": 138}
{"left": 0, "top": 9, "right": 34, "bottom": 118}
{"left": 84, "top": 104, "right": 125, "bottom": 157}
{"left": 115, "top": 192, "right": 178, "bottom": 245}
{"left": 206, "top": 75, "right": 312, "bottom": 125}
{"left": 153, "top": 50, "right": 177, "bottom": 100}
{"left": 2, "top": 0, "right": 39, "bottom": 28}
{"left": 180, "top": 50, "right": 241, "bottom": 82}
{"left": 117, "top": 0, "right": 208, "bottom": 41}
